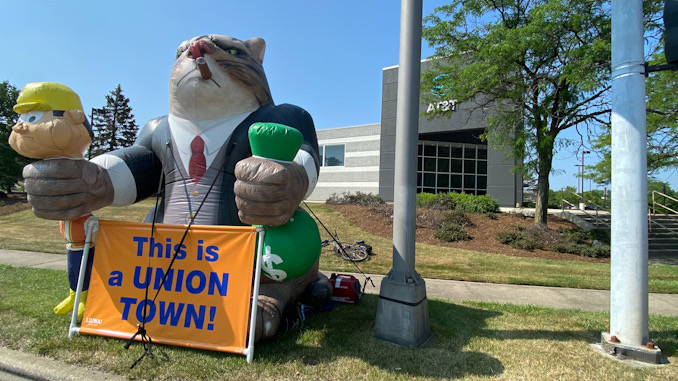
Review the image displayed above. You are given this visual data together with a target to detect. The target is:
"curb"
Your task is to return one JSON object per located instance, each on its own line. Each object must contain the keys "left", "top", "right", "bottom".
{"left": 0, "top": 346, "right": 126, "bottom": 381}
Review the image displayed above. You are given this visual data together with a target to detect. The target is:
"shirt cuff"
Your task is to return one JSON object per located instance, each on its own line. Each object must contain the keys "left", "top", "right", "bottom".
{"left": 90, "top": 154, "right": 137, "bottom": 206}
{"left": 294, "top": 150, "right": 318, "bottom": 199}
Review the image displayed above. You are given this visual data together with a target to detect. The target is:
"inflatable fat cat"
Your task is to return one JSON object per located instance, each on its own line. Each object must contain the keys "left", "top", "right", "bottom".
{"left": 22, "top": 34, "right": 331, "bottom": 342}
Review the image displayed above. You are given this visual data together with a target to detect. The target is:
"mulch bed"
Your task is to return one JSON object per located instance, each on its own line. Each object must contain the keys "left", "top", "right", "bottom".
{"left": 1, "top": 194, "right": 608, "bottom": 263}
{"left": 0, "top": 192, "right": 31, "bottom": 216}
{"left": 327, "top": 204, "right": 610, "bottom": 263}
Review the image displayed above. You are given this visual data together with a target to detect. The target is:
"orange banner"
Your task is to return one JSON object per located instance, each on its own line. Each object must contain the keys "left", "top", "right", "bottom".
{"left": 79, "top": 220, "right": 257, "bottom": 354}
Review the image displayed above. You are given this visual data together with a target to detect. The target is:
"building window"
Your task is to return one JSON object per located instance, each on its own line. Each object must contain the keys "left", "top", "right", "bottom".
{"left": 417, "top": 141, "right": 488, "bottom": 196}
{"left": 320, "top": 144, "right": 345, "bottom": 166}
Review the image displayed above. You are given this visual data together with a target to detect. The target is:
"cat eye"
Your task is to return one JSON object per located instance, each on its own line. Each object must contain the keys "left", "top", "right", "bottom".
{"left": 227, "top": 48, "right": 239, "bottom": 55}
{"left": 18, "top": 111, "right": 45, "bottom": 123}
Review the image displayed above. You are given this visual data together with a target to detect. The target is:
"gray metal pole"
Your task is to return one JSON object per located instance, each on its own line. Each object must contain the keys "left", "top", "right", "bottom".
{"left": 582, "top": 150, "right": 590, "bottom": 206}
{"left": 392, "top": 0, "right": 422, "bottom": 272}
{"left": 374, "top": 0, "right": 432, "bottom": 347}
{"left": 609, "top": 0, "right": 649, "bottom": 347}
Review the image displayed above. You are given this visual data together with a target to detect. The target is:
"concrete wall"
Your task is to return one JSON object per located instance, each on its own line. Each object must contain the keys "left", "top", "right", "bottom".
{"left": 306, "top": 124, "right": 381, "bottom": 201}
{"left": 486, "top": 146, "right": 523, "bottom": 207}
{"left": 379, "top": 61, "right": 522, "bottom": 206}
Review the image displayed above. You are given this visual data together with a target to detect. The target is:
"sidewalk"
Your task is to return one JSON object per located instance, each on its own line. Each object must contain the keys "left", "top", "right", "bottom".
{"left": 3, "top": 249, "right": 678, "bottom": 316}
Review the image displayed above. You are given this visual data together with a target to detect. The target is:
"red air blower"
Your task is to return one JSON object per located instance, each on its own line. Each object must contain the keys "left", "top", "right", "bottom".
{"left": 329, "top": 274, "right": 362, "bottom": 304}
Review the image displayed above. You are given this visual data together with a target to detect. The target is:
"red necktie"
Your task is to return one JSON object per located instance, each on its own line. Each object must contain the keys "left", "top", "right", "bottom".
{"left": 189, "top": 136, "right": 206, "bottom": 183}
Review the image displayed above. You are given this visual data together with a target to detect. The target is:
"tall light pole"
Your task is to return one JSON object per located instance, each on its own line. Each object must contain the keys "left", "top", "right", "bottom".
{"left": 602, "top": 0, "right": 661, "bottom": 363}
{"left": 374, "top": 0, "right": 432, "bottom": 347}
{"left": 581, "top": 150, "right": 590, "bottom": 204}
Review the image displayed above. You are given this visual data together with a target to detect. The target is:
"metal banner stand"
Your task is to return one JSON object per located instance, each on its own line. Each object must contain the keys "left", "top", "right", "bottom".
{"left": 69, "top": 221, "right": 265, "bottom": 363}
{"left": 68, "top": 216, "right": 99, "bottom": 339}
{"left": 244, "top": 227, "right": 265, "bottom": 363}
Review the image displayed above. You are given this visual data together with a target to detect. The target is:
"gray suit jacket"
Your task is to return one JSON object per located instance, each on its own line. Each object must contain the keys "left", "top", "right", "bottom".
{"left": 106, "top": 103, "right": 320, "bottom": 226}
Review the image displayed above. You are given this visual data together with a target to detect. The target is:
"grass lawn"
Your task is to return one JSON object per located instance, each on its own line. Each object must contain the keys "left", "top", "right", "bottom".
{"left": 2, "top": 201, "right": 678, "bottom": 293}
{"left": 305, "top": 204, "right": 678, "bottom": 294}
{"left": 1, "top": 265, "right": 677, "bottom": 380}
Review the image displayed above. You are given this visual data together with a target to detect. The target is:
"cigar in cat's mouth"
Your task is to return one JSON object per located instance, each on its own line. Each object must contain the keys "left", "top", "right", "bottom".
{"left": 196, "top": 57, "right": 212, "bottom": 80}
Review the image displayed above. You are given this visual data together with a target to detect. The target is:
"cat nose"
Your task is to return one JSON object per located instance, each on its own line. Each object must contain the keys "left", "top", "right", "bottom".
{"left": 188, "top": 40, "right": 213, "bottom": 59}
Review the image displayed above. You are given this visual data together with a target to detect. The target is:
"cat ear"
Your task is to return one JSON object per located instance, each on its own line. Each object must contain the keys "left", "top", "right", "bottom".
{"left": 246, "top": 37, "right": 266, "bottom": 64}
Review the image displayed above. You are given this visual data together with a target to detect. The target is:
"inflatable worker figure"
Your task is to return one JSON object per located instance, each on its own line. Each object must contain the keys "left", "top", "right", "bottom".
{"left": 9, "top": 82, "right": 97, "bottom": 319}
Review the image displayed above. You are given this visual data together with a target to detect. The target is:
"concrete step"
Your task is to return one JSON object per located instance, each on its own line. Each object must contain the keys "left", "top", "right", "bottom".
{"left": 649, "top": 227, "right": 678, "bottom": 232}
{"left": 649, "top": 251, "right": 678, "bottom": 258}
{"left": 558, "top": 210, "right": 678, "bottom": 259}
{"left": 649, "top": 220, "right": 678, "bottom": 225}
{"left": 648, "top": 231, "right": 678, "bottom": 236}
{"left": 648, "top": 231, "right": 678, "bottom": 237}
{"left": 648, "top": 233, "right": 678, "bottom": 239}
{"left": 649, "top": 243, "right": 677, "bottom": 246}
{"left": 649, "top": 243, "right": 678, "bottom": 249}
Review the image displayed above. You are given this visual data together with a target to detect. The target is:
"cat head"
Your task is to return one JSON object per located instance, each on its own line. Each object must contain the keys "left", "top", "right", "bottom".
{"left": 169, "top": 34, "right": 274, "bottom": 120}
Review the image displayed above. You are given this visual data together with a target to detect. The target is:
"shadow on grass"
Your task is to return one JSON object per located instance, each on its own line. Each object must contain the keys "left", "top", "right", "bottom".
{"left": 254, "top": 296, "right": 506, "bottom": 379}
{"left": 254, "top": 295, "right": 678, "bottom": 379}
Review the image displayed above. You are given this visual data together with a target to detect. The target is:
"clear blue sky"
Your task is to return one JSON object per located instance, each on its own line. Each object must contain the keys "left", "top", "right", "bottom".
{"left": 3, "top": 0, "right": 673, "bottom": 193}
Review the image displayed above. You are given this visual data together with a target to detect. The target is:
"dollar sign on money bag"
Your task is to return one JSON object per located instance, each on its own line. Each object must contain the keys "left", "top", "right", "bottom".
{"left": 249, "top": 123, "right": 321, "bottom": 281}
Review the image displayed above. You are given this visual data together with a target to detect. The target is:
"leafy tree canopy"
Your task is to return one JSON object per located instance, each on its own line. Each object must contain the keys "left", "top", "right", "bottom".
{"left": 589, "top": 51, "right": 678, "bottom": 185}
{"left": 0, "top": 81, "right": 30, "bottom": 193}
{"left": 422, "top": 0, "right": 663, "bottom": 225}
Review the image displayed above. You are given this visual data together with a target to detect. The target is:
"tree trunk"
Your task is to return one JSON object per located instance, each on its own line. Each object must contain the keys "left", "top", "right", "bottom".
{"left": 534, "top": 141, "right": 554, "bottom": 226}
{"left": 534, "top": 166, "right": 550, "bottom": 226}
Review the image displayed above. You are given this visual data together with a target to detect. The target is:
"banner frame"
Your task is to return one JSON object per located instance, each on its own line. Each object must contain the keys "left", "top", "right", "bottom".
{"left": 68, "top": 220, "right": 265, "bottom": 364}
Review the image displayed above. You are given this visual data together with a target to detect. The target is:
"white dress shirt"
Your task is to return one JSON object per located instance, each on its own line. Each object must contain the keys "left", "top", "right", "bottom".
{"left": 168, "top": 112, "right": 251, "bottom": 175}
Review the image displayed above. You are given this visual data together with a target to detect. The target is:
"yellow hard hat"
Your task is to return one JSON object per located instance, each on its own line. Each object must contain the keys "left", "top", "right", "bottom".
{"left": 13, "top": 82, "right": 84, "bottom": 114}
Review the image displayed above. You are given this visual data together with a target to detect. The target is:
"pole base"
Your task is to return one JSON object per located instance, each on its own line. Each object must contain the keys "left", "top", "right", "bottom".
{"left": 374, "top": 270, "right": 433, "bottom": 347}
{"left": 600, "top": 331, "right": 665, "bottom": 364}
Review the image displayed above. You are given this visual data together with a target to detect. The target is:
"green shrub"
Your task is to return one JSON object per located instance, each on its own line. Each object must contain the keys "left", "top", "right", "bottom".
{"left": 416, "top": 192, "right": 455, "bottom": 209}
{"left": 559, "top": 228, "right": 590, "bottom": 245}
{"left": 497, "top": 231, "right": 520, "bottom": 244}
{"left": 551, "top": 243, "right": 610, "bottom": 258}
{"left": 484, "top": 212, "right": 498, "bottom": 220}
{"left": 327, "top": 192, "right": 385, "bottom": 206}
{"left": 435, "top": 223, "right": 471, "bottom": 242}
{"left": 583, "top": 246, "right": 611, "bottom": 258}
{"left": 559, "top": 227, "right": 611, "bottom": 246}
{"left": 510, "top": 237, "right": 543, "bottom": 251}
{"left": 549, "top": 243, "right": 578, "bottom": 254}
{"left": 416, "top": 192, "right": 438, "bottom": 207}
{"left": 496, "top": 228, "right": 544, "bottom": 251}
{"left": 416, "top": 192, "right": 500, "bottom": 214}
{"left": 462, "top": 194, "right": 501, "bottom": 214}
{"left": 590, "top": 229, "right": 611, "bottom": 245}
{"left": 443, "top": 210, "right": 472, "bottom": 227}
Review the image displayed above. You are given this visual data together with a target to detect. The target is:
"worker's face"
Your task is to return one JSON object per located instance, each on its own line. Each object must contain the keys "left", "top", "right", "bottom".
{"left": 9, "top": 109, "right": 91, "bottom": 159}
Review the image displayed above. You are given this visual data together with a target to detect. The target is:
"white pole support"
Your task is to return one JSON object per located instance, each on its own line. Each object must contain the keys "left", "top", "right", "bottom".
{"left": 69, "top": 216, "right": 99, "bottom": 339}
{"left": 244, "top": 227, "right": 265, "bottom": 363}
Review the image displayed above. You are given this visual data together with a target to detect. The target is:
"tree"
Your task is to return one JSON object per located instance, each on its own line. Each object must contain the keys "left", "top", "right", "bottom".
{"left": 422, "top": 0, "right": 663, "bottom": 226}
{"left": 0, "top": 81, "right": 30, "bottom": 193}
{"left": 589, "top": 52, "right": 678, "bottom": 185}
{"left": 90, "top": 84, "right": 138, "bottom": 157}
